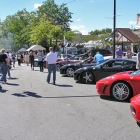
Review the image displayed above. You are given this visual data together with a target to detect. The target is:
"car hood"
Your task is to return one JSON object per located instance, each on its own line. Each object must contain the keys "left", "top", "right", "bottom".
{"left": 130, "top": 94, "right": 140, "bottom": 104}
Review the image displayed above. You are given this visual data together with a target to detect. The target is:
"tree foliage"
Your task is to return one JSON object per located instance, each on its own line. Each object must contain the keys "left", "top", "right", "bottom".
{"left": 89, "top": 28, "right": 112, "bottom": 35}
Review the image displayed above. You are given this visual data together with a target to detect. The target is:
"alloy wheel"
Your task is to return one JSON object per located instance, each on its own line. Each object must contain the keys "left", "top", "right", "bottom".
{"left": 66, "top": 68, "right": 74, "bottom": 77}
{"left": 112, "top": 82, "right": 131, "bottom": 101}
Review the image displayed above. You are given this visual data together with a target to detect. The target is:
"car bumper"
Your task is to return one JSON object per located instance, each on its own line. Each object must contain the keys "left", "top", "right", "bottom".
{"left": 73, "top": 72, "right": 80, "bottom": 81}
{"left": 96, "top": 80, "right": 111, "bottom": 96}
{"left": 130, "top": 95, "right": 140, "bottom": 122}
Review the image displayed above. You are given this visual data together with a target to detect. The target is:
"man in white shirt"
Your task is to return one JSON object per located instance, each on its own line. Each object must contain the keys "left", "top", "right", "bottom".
{"left": 46, "top": 47, "right": 57, "bottom": 85}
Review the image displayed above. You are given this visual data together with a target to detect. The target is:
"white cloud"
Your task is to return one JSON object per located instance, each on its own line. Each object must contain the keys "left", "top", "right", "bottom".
{"left": 34, "top": 4, "right": 42, "bottom": 9}
{"left": 80, "top": 30, "right": 89, "bottom": 35}
{"left": 77, "top": 18, "right": 81, "bottom": 21}
{"left": 70, "top": 25, "right": 85, "bottom": 30}
{"left": 70, "top": 25, "right": 89, "bottom": 35}
{"left": 129, "top": 21, "right": 136, "bottom": 25}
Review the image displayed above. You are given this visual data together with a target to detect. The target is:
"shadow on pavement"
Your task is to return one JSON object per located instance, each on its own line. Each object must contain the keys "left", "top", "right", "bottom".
{"left": 6, "top": 83, "right": 19, "bottom": 86}
{"left": 7, "top": 77, "right": 19, "bottom": 80}
{"left": 137, "top": 122, "right": 140, "bottom": 127}
{"left": 100, "top": 95, "right": 130, "bottom": 103}
{"left": 12, "top": 91, "right": 99, "bottom": 99}
{"left": 54, "top": 84, "right": 73, "bottom": 87}
{"left": 0, "top": 89, "right": 8, "bottom": 93}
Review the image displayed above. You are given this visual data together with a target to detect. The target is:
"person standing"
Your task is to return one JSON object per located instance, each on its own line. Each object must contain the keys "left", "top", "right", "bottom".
{"left": 37, "top": 50, "right": 44, "bottom": 72}
{"left": 94, "top": 52, "right": 105, "bottom": 65}
{"left": 11, "top": 52, "right": 16, "bottom": 67}
{"left": 0, "top": 49, "right": 10, "bottom": 83}
{"left": 25, "top": 52, "right": 29, "bottom": 66}
{"left": 17, "top": 52, "right": 21, "bottom": 66}
{"left": 116, "top": 46, "right": 123, "bottom": 58}
{"left": 126, "top": 48, "right": 134, "bottom": 59}
{"left": 136, "top": 49, "right": 140, "bottom": 70}
{"left": 29, "top": 51, "right": 35, "bottom": 70}
{"left": 5, "top": 52, "right": 11, "bottom": 78}
{"left": 46, "top": 47, "right": 57, "bottom": 85}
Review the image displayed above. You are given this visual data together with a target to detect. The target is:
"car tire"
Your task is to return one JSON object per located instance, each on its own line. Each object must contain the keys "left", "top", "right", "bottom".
{"left": 81, "top": 71, "right": 94, "bottom": 84}
{"left": 66, "top": 67, "right": 74, "bottom": 77}
{"left": 111, "top": 81, "right": 132, "bottom": 101}
{"left": 34, "top": 61, "right": 38, "bottom": 67}
{"left": 56, "top": 64, "right": 61, "bottom": 71}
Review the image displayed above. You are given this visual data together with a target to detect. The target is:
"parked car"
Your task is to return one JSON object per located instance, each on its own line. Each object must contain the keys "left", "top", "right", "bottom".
{"left": 56, "top": 59, "right": 82, "bottom": 71}
{"left": 60, "top": 57, "right": 96, "bottom": 77}
{"left": 74, "top": 58, "right": 136, "bottom": 84}
{"left": 96, "top": 69, "right": 140, "bottom": 101}
{"left": 130, "top": 94, "right": 140, "bottom": 124}
{"left": 57, "top": 54, "right": 74, "bottom": 62}
{"left": 34, "top": 58, "right": 46, "bottom": 67}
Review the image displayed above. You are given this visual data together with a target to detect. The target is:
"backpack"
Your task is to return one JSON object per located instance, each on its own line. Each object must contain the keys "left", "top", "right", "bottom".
{"left": 0, "top": 54, "right": 4, "bottom": 62}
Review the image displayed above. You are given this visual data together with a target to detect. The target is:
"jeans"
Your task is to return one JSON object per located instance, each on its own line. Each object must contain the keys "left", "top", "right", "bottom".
{"left": 38, "top": 61, "right": 44, "bottom": 71}
{"left": 0, "top": 63, "right": 8, "bottom": 82}
{"left": 47, "top": 64, "right": 56, "bottom": 83}
{"left": 7, "top": 64, "right": 10, "bottom": 77}
{"left": 30, "top": 61, "right": 34, "bottom": 68}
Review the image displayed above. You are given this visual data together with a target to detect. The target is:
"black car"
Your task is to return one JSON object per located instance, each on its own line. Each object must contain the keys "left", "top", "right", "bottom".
{"left": 60, "top": 57, "right": 96, "bottom": 77}
{"left": 74, "top": 58, "right": 136, "bottom": 84}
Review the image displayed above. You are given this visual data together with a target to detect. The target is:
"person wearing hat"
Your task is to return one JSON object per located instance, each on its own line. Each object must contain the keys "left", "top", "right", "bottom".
{"left": 94, "top": 52, "right": 105, "bottom": 65}
{"left": 0, "top": 49, "right": 10, "bottom": 84}
{"left": 116, "top": 46, "right": 123, "bottom": 58}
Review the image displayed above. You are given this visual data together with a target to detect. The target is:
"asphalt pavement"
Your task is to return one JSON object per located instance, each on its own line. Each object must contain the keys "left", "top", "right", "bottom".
{"left": 0, "top": 63, "right": 140, "bottom": 140}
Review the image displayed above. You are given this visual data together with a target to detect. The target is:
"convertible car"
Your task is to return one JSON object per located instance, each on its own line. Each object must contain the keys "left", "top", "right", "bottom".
{"left": 56, "top": 59, "right": 81, "bottom": 71}
{"left": 96, "top": 70, "right": 140, "bottom": 101}
{"left": 60, "top": 58, "right": 95, "bottom": 77}
{"left": 130, "top": 94, "right": 140, "bottom": 123}
{"left": 74, "top": 58, "right": 136, "bottom": 84}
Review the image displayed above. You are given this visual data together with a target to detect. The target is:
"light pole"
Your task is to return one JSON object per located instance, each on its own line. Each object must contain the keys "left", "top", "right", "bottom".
{"left": 113, "top": 0, "right": 116, "bottom": 58}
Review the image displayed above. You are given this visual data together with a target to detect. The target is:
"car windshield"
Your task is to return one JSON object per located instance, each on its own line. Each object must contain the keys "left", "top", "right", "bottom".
{"left": 130, "top": 70, "right": 140, "bottom": 76}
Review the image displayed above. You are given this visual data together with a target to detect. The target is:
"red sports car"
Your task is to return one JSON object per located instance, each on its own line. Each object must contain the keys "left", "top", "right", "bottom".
{"left": 130, "top": 94, "right": 140, "bottom": 123}
{"left": 96, "top": 70, "right": 140, "bottom": 101}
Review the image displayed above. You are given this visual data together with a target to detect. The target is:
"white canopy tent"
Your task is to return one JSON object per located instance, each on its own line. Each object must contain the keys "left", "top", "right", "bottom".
{"left": 27, "top": 45, "right": 46, "bottom": 52}
{"left": 18, "top": 48, "right": 27, "bottom": 52}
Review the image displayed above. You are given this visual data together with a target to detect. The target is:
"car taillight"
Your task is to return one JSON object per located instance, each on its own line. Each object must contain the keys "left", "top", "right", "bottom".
{"left": 109, "top": 54, "right": 112, "bottom": 56}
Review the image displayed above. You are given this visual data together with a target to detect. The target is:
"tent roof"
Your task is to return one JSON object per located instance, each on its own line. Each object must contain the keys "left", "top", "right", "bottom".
{"left": 18, "top": 48, "right": 27, "bottom": 52}
{"left": 27, "top": 45, "right": 46, "bottom": 51}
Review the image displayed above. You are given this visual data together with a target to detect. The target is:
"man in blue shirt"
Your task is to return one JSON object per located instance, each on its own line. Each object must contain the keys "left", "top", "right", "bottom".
{"left": 94, "top": 52, "right": 105, "bottom": 65}
{"left": 116, "top": 46, "right": 123, "bottom": 58}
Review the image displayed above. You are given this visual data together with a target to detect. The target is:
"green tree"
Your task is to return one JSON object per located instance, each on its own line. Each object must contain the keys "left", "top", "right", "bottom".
{"left": 37, "top": 0, "right": 73, "bottom": 28}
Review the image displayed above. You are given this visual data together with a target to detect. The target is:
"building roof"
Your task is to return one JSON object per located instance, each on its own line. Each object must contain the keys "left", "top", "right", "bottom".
{"left": 115, "top": 28, "right": 140, "bottom": 43}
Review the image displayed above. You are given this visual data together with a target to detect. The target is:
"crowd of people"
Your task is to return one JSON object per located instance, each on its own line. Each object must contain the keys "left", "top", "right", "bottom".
{"left": 0, "top": 46, "right": 140, "bottom": 89}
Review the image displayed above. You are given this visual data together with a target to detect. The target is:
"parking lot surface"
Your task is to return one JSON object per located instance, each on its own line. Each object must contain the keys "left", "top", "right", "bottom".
{"left": 0, "top": 64, "right": 140, "bottom": 140}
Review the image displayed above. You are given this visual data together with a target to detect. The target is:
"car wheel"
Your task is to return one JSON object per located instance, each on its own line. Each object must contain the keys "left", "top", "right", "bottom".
{"left": 81, "top": 71, "right": 94, "bottom": 84}
{"left": 66, "top": 67, "right": 74, "bottom": 77}
{"left": 111, "top": 82, "right": 132, "bottom": 101}
{"left": 34, "top": 61, "right": 38, "bottom": 67}
{"left": 56, "top": 64, "right": 61, "bottom": 71}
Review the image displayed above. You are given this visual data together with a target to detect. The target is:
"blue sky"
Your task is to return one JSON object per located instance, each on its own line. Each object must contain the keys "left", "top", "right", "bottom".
{"left": 0, "top": 0, "right": 139, "bottom": 35}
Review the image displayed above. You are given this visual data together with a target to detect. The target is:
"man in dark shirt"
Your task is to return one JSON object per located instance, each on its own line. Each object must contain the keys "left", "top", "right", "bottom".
{"left": 0, "top": 49, "right": 10, "bottom": 83}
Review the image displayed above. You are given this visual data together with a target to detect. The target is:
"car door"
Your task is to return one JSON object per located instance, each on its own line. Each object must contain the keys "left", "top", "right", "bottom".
{"left": 94, "top": 60, "right": 123, "bottom": 81}
{"left": 121, "top": 60, "right": 136, "bottom": 71}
